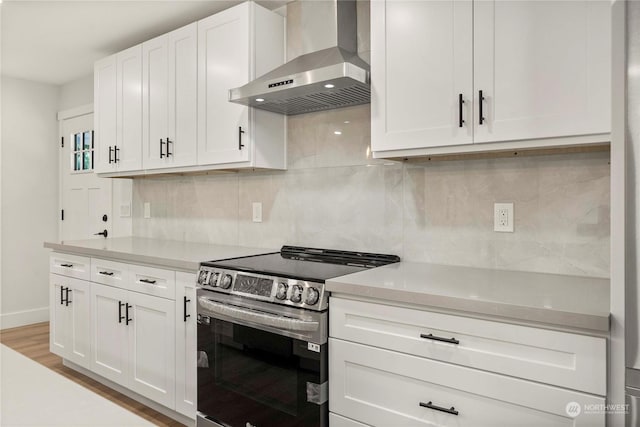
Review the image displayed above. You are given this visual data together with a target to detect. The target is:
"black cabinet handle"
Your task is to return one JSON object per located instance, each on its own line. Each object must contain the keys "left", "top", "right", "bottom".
{"left": 60, "top": 286, "right": 65, "bottom": 305}
{"left": 184, "top": 296, "right": 191, "bottom": 322}
{"left": 65, "top": 288, "right": 72, "bottom": 306}
{"left": 118, "top": 301, "right": 125, "bottom": 323}
{"left": 420, "top": 401, "right": 459, "bottom": 416}
{"left": 126, "top": 303, "right": 132, "bottom": 325}
{"left": 420, "top": 333, "right": 459, "bottom": 345}
{"left": 108, "top": 146, "right": 113, "bottom": 164}
{"left": 160, "top": 138, "right": 166, "bottom": 158}
{"left": 94, "top": 230, "right": 108, "bottom": 238}
{"left": 458, "top": 94, "right": 465, "bottom": 128}
{"left": 238, "top": 126, "right": 245, "bottom": 150}
{"left": 60, "top": 263, "right": 73, "bottom": 268}
{"left": 114, "top": 146, "right": 120, "bottom": 163}
{"left": 99, "top": 271, "right": 114, "bottom": 276}
{"left": 166, "top": 137, "right": 173, "bottom": 157}
{"left": 479, "top": 90, "right": 486, "bottom": 125}
{"left": 139, "top": 278, "right": 157, "bottom": 284}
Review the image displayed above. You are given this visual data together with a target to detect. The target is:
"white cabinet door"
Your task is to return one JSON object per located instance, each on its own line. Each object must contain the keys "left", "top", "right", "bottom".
{"left": 197, "top": 3, "right": 251, "bottom": 166}
{"left": 91, "top": 283, "right": 129, "bottom": 385}
{"left": 127, "top": 291, "right": 176, "bottom": 409}
{"left": 66, "top": 277, "right": 91, "bottom": 369}
{"left": 50, "top": 274, "right": 91, "bottom": 369}
{"left": 142, "top": 34, "right": 169, "bottom": 170}
{"left": 94, "top": 54, "right": 117, "bottom": 174}
{"left": 116, "top": 45, "right": 143, "bottom": 172}
{"left": 175, "top": 272, "right": 197, "bottom": 418}
{"left": 473, "top": 0, "right": 611, "bottom": 143}
{"left": 371, "top": 0, "right": 473, "bottom": 152}
{"left": 50, "top": 274, "right": 70, "bottom": 357}
{"left": 142, "top": 23, "right": 197, "bottom": 171}
{"left": 168, "top": 23, "right": 198, "bottom": 168}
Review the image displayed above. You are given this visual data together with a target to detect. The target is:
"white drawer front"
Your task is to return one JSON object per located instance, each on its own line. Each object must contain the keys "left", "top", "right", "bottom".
{"left": 50, "top": 253, "right": 91, "bottom": 280}
{"left": 129, "top": 264, "right": 175, "bottom": 300}
{"left": 91, "top": 258, "right": 129, "bottom": 289}
{"left": 330, "top": 338, "right": 604, "bottom": 427}
{"left": 330, "top": 413, "right": 370, "bottom": 427}
{"left": 330, "top": 297, "right": 606, "bottom": 395}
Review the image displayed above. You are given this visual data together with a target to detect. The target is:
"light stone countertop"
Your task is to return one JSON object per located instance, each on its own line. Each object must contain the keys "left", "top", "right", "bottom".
{"left": 44, "top": 237, "right": 277, "bottom": 272}
{"left": 327, "top": 262, "right": 610, "bottom": 332}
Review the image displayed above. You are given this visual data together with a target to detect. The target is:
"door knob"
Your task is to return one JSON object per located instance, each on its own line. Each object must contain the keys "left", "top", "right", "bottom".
{"left": 102, "top": 214, "right": 108, "bottom": 222}
{"left": 94, "top": 229, "right": 108, "bottom": 238}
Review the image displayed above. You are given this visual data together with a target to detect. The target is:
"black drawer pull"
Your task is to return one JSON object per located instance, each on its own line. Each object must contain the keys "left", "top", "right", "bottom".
{"left": 420, "top": 333, "right": 459, "bottom": 345}
{"left": 60, "top": 286, "right": 66, "bottom": 305}
{"left": 183, "top": 296, "right": 191, "bottom": 322}
{"left": 125, "top": 303, "right": 132, "bottom": 325}
{"left": 139, "top": 278, "right": 157, "bottom": 284}
{"left": 420, "top": 401, "right": 459, "bottom": 416}
{"left": 458, "top": 93, "right": 464, "bottom": 128}
{"left": 238, "top": 126, "right": 245, "bottom": 150}
{"left": 118, "top": 301, "right": 125, "bottom": 323}
{"left": 479, "top": 90, "right": 486, "bottom": 125}
{"left": 99, "top": 271, "right": 114, "bottom": 276}
{"left": 65, "top": 288, "right": 72, "bottom": 306}
{"left": 166, "top": 137, "right": 173, "bottom": 157}
{"left": 160, "top": 138, "right": 166, "bottom": 158}
{"left": 60, "top": 263, "right": 73, "bottom": 268}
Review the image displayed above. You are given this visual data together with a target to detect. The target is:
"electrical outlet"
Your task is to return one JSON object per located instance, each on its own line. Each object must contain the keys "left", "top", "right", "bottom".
{"left": 144, "top": 202, "right": 151, "bottom": 219}
{"left": 252, "top": 202, "right": 262, "bottom": 223}
{"left": 494, "top": 202, "right": 514, "bottom": 232}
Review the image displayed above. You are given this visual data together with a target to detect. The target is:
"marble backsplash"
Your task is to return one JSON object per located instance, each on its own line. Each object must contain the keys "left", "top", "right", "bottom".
{"left": 133, "top": 104, "right": 611, "bottom": 278}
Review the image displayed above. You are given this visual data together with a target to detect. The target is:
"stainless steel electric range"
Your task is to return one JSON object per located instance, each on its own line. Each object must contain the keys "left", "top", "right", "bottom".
{"left": 196, "top": 246, "right": 400, "bottom": 427}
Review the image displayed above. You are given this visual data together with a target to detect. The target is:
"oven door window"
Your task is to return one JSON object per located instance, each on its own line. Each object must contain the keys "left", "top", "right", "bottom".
{"left": 198, "top": 317, "right": 327, "bottom": 427}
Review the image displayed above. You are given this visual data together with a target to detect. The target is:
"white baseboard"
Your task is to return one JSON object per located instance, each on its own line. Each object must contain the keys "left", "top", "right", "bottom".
{"left": 0, "top": 307, "right": 49, "bottom": 330}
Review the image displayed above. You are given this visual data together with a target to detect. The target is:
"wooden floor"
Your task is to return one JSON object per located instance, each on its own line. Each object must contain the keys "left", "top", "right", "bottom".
{"left": 0, "top": 322, "right": 184, "bottom": 427}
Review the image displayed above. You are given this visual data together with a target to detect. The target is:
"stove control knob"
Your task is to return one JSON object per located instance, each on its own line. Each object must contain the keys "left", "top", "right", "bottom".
{"left": 276, "top": 282, "right": 288, "bottom": 300}
{"left": 220, "top": 274, "right": 233, "bottom": 289}
{"left": 290, "top": 285, "right": 303, "bottom": 303}
{"left": 197, "top": 270, "right": 208, "bottom": 285}
{"left": 208, "top": 272, "right": 219, "bottom": 287}
{"left": 306, "top": 287, "right": 320, "bottom": 305}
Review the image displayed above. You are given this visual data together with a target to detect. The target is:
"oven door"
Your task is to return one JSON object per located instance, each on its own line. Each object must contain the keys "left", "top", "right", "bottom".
{"left": 197, "top": 294, "right": 328, "bottom": 427}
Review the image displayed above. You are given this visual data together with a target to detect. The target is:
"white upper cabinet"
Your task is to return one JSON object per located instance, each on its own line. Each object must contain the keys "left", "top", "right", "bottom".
{"left": 94, "top": 46, "right": 143, "bottom": 173}
{"left": 197, "top": 2, "right": 285, "bottom": 169}
{"left": 142, "top": 23, "right": 197, "bottom": 170}
{"left": 95, "top": 1, "right": 284, "bottom": 176}
{"left": 94, "top": 55, "right": 117, "bottom": 174}
{"left": 371, "top": 0, "right": 473, "bottom": 151}
{"left": 116, "top": 45, "right": 143, "bottom": 172}
{"left": 473, "top": 0, "right": 611, "bottom": 144}
{"left": 371, "top": 0, "right": 611, "bottom": 156}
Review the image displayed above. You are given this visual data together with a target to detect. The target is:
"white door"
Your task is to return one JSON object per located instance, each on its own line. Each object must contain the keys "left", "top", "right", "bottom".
{"left": 197, "top": 4, "right": 251, "bottom": 165}
{"left": 60, "top": 113, "right": 112, "bottom": 241}
{"left": 91, "top": 283, "right": 129, "bottom": 386}
{"left": 473, "top": 0, "right": 611, "bottom": 144}
{"left": 371, "top": 0, "right": 473, "bottom": 152}
{"left": 116, "top": 45, "right": 143, "bottom": 172}
{"left": 127, "top": 291, "right": 176, "bottom": 408}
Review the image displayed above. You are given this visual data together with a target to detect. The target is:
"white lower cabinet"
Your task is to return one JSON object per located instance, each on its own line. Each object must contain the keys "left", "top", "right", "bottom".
{"left": 175, "top": 272, "right": 197, "bottom": 418}
{"left": 91, "top": 282, "right": 176, "bottom": 409}
{"left": 329, "top": 297, "right": 606, "bottom": 427}
{"left": 49, "top": 274, "right": 91, "bottom": 369}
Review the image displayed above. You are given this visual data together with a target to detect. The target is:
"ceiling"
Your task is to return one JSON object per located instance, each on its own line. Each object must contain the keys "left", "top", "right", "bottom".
{"left": 1, "top": 0, "right": 287, "bottom": 86}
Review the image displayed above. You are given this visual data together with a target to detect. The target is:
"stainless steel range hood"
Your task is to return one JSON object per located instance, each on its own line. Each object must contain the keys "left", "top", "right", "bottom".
{"left": 229, "top": 0, "right": 369, "bottom": 116}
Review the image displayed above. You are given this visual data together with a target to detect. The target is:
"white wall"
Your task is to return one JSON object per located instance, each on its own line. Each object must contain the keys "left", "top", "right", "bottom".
{"left": 58, "top": 74, "right": 93, "bottom": 111}
{"left": 1, "top": 76, "right": 60, "bottom": 329}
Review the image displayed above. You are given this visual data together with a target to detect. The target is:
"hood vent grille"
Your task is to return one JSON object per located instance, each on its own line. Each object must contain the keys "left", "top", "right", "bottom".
{"left": 253, "top": 82, "right": 369, "bottom": 115}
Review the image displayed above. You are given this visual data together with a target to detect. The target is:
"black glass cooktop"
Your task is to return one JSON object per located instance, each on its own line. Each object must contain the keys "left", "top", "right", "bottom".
{"left": 202, "top": 246, "right": 400, "bottom": 283}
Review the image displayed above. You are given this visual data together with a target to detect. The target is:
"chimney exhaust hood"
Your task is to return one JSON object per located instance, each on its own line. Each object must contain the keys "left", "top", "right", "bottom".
{"left": 229, "top": 0, "right": 369, "bottom": 116}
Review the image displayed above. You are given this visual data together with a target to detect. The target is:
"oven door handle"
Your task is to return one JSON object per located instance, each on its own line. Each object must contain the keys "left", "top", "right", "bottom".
{"left": 198, "top": 297, "right": 319, "bottom": 332}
